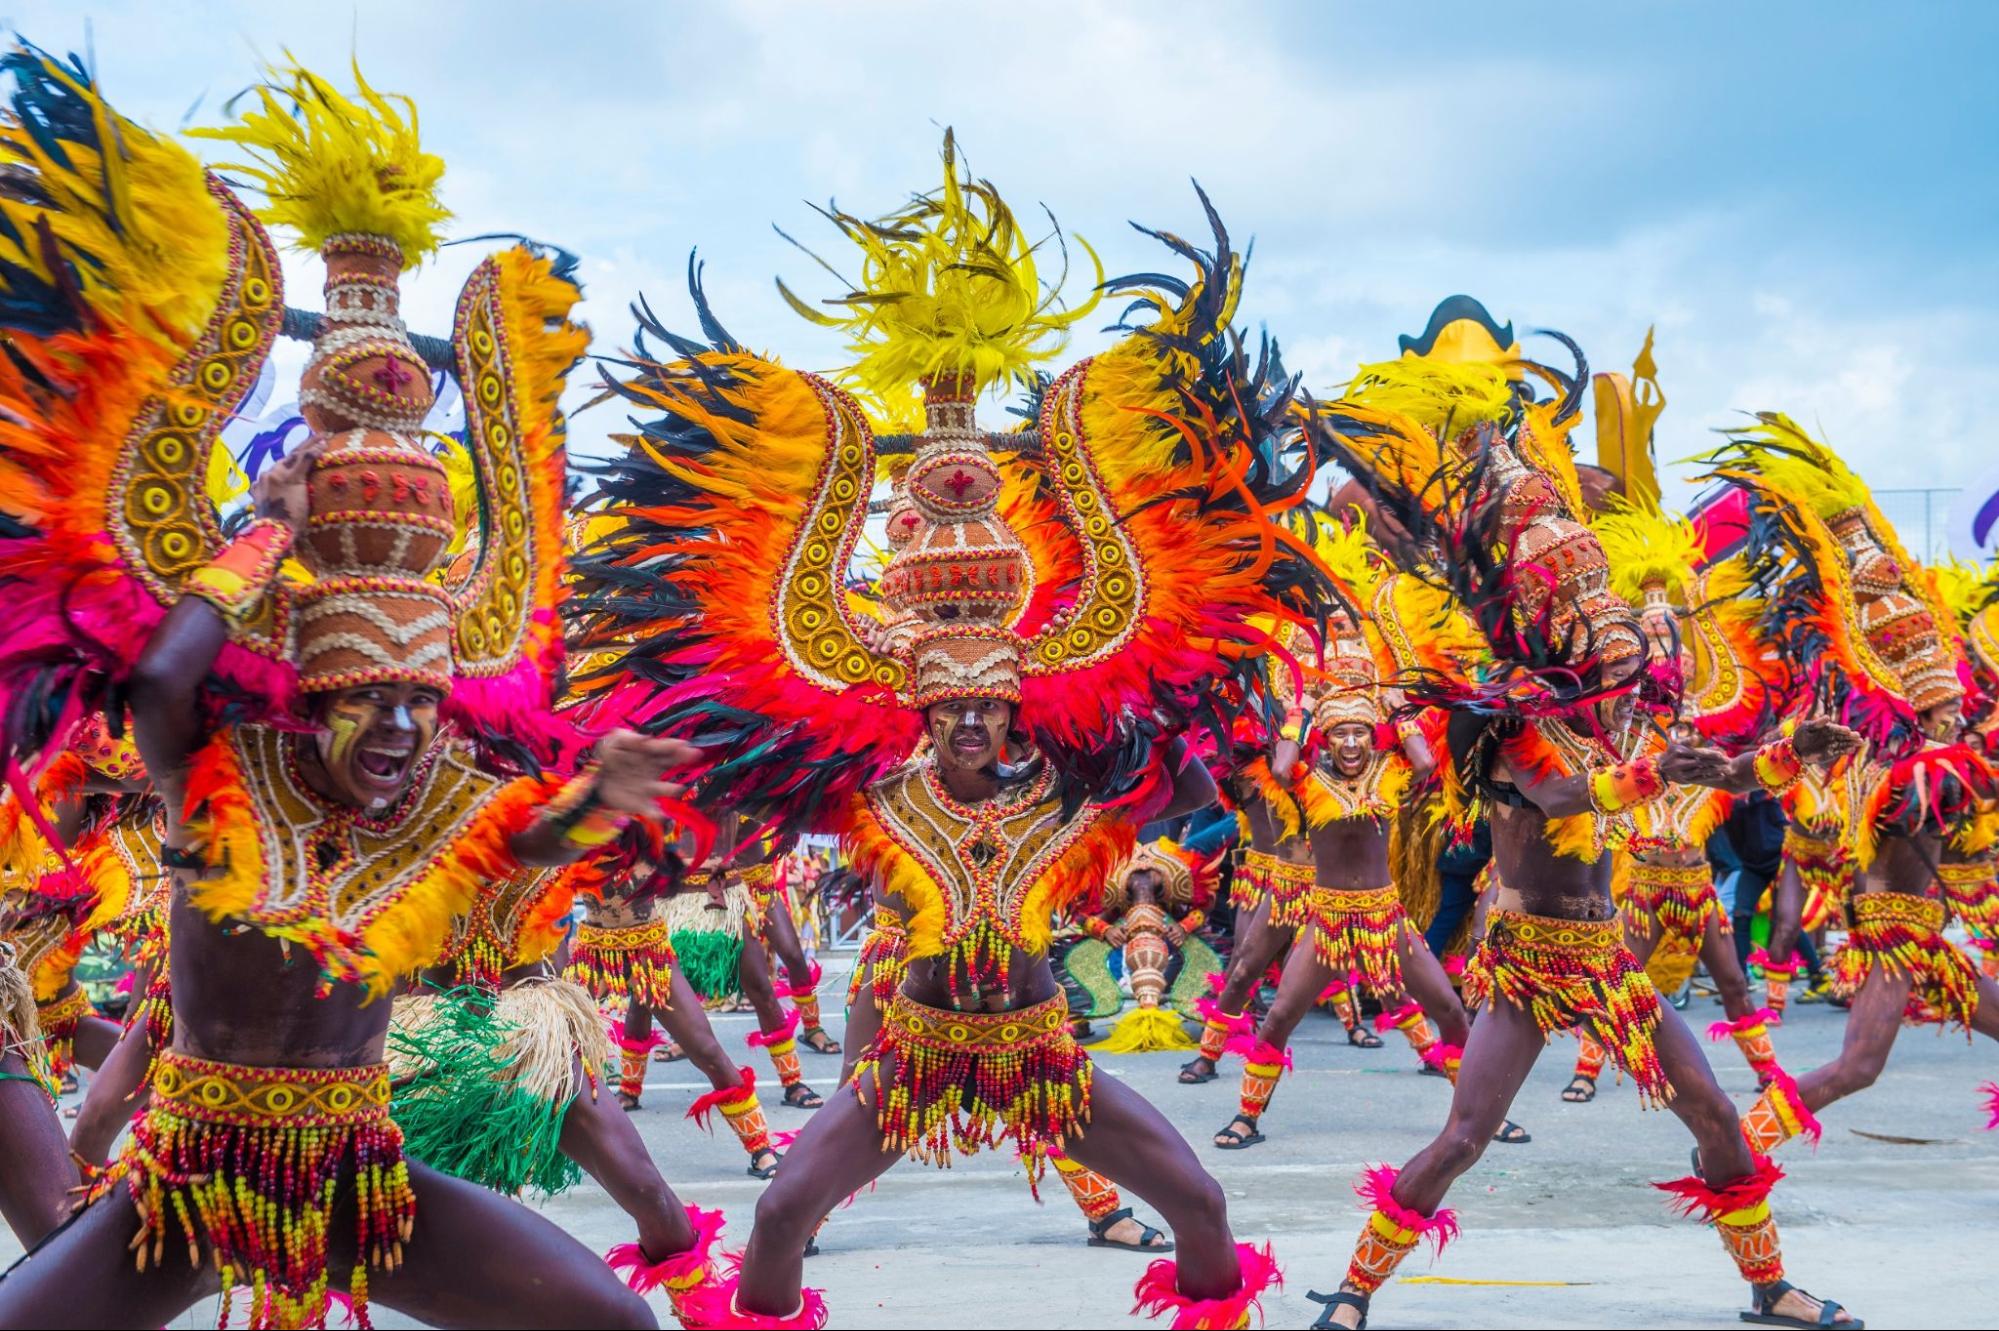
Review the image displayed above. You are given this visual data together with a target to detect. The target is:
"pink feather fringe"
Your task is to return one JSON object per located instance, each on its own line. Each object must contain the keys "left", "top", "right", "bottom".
{"left": 1354, "top": 1165, "right": 1459, "bottom": 1254}
{"left": 1131, "top": 1241, "right": 1281, "bottom": 1329}
{"left": 1194, "top": 996, "right": 1254, "bottom": 1035}
{"left": 1706, "top": 1008, "right": 1778, "bottom": 1040}
{"left": 1224, "top": 1034, "right": 1292, "bottom": 1071}
{"left": 747, "top": 1008, "right": 803, "bottom": 1049}
{"left": 1419, "top": 1041, "right": 1460, "bottom": 1072}
{"left": 777, "top": 960, "right": 824, "bottom": 1002}
{"left": 674, "top": 1255, "right": 829, "bottom": 1329}
{"left": 605, "top": 1204, "right": 727, "bottom": 1294}
{"left": 1374, "top": 1000, "right": 1422, "bottom": 1034}
{"left": 1653, "top": 1154, "right": 1784, "bottom": 1220}
{"left": 1762, "top": 1069, "right": 1825, "bottom": 1146}
{"left": 687, "top": 1067, "right": 759, "bottom": 1132}
{"left": 1980, "top": 1081, "right": 1998, "bottom": 1131}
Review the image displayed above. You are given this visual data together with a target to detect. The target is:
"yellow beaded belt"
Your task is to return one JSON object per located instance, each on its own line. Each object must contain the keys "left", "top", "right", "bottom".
{"left": 1848, "top": 891, "right": 1945, "bottom": 933}
{"left": 1937, "top": 861, "right": 1995, "bottom": 888}
{"left": 577, "top": 918, "right": 674, "bottom": 953}
{"left": 872, "top": 904, "right": 907, "bottom": 935}
{"left": 738, "top": 863, "right": 777, "bottom": 891}
{"left": 1628, "top": 861, "right": 1709, "bottom": 889}
{"left": 881, "top": 991, "right": 1069, "bottom": 1053}
{"left": 1307, "top": 883, "right": 1397, "bottom": 914}
{"left": 1268, "top": 857, "right": 1316, "bottom": 896}
{"left": 151, "top": 1051, "right": 391, "bottom": 1128}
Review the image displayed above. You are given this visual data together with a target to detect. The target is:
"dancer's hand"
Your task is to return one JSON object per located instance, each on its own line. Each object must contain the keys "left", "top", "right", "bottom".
{"left": 1792, "top": 718, "right": 1862, "bottom": 767}
{"left": 251, "top": 435, "right": 328, "bottom": 529}
{"left": 1104, "top": 925, "right": 1128, "bottom": 948}
{"left": 591, "top": 730, "right": 700, "bottom": 815}
{"left": 1165, "top": 922, "right": 1189, "bottom": 947}
{"left": 1659, "top": 741, "right": 1730, "bottom": 785}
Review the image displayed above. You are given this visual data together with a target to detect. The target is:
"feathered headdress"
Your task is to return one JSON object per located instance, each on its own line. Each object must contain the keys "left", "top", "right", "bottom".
{"left": 567, "top": 143, "right": 1324, "bottom": 855}
{"left": 1701, "top": 413, "right": 1964, "bottom": 755}
{"left": 1594, "top": 497, "right": 1775, "bottom": 746}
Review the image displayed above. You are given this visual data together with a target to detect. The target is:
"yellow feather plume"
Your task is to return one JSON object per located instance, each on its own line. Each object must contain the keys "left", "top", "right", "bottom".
{"left": 776, "top": 131, "right": 1100, "bottom": 429}
{"left": 0, "top": 53, "right": 228, "bottom": 344}
{"left": 191, "top": 58, "right": 447, "bottom": 266}
{"left": 1930, "top": 556, "right": 1994, "bottom": 627}
{"left": 1594, "top": 497, "right": 1706, "bottom": 605}
{"left": 1343, "top": 358, "right": 1515, "bottom": 441}
{"left": 1717, "top": 412, "right": 1870, "bottom": 522}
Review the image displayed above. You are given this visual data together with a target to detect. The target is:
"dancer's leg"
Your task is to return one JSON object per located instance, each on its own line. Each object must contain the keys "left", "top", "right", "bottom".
{"left": 559, "top": 1062, "right": 699, "bottom": 1262}
{"left": 1064, "top": 1074, "right": 1240, "bottom": 1298}
{"left": 68, "top": 1011, "right": 155, "bottom": 1168}
{"left": 656, "top": 968, "right": 780, "bottom": 1175}
{"left": 371, "top": 1161, "right": 655, "bottom": 1328}
{"left": 1213, "top": 941, "right": 1331, "bottom": 1146}
{"left": 1794, "top": 963, "right": 1908, "bottom": 1113}
{"left": 737, "top": 1083, "right": 904, "bottom": 1317}
{"left": 0, "top": 1186, "right": 214, "bottom": 1325}
{"left": 0, "top": 1051, "right": 77, "bottom": 1246}
{"left": 1183, "top": 897, "right": 1288, "bottom": 1082}
{"left": 741, "top": 941, "right": 820, "bottom": 1108}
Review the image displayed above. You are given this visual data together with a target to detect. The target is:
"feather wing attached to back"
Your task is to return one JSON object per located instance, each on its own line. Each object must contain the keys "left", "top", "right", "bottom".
{"left": 1015, "top": 195, "right": 1326, "bottom": 810}
{"left": 442, "top": 242, "right": 588, "bottom": 769}
{"left": 0, "top": 46, "right": 290, "bottom": 763}
{"left": 565, "top": 271, "right": 919, "bottom": 835}
{"left": 1700, "top": 413, "right": 1928, "bottom": 754}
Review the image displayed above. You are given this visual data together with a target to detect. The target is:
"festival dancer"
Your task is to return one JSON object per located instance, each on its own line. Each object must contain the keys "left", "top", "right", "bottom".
{"left": 738, "top": 838, "right": 842, "bottom": 1056}
{"left": 1073, "top": 840, "right": 1220, "bottom": 1053}
{"left": 1585, "top": 501, "right": 1785, "bottom": 1091}
{"left": 1212, "top": 519, "right": 1529, "bottom": 1150}
{"left": 567, "top": 862, "right": 788, "bottom": 1172}
{"left": 1307, "top": 354, "right": 1863, "bottom": 1330}
{"left": 566, "top": 140, "right": 1318, "bottom": 1326}
{"left": 0, "top": 54, "right": 704, "bottom": 1327}
{"left": 1180, "top": 634, "right": 1388, "bottom": 1085}
{"left": 1702, "top": 417, "right": 1999, "bottom": 1155}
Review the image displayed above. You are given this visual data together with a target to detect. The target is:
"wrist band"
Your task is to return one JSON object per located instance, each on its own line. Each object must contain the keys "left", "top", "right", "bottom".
{"left": 1588, "top": 757, "right": 1665, "bottom": 814}
{"left": 181, "top": 518, "right": 294, "bottom": 625}
{"left": 1086, "top": 918, "right": 1111, "bottom": 940}
{"left": 1277, "top": 706, "right": 1309, "bottom": 745}
{"left": 1178, "top": 909, "right": 1206, "bottom": 933}
{"left": 542, "top": 768, "right": 631, "bottom": 849}
{"left": 1751, "top": 736, "right": 1804, "bottom": 796}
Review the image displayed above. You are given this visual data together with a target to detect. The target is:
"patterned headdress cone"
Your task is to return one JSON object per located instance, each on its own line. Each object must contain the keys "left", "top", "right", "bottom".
{"left": 294, "top": 234, "right": 458, "bottom": 692}
{"left": 885, "top": 376, "right": 1031, "bottom": 706}
{"left": 1861, "top": 591, "right": 1964, "bottom": 713}
{"left": 1314, "top": 634, "right": 1384, "bottom": 730}
{"left": 1508, "top": 510, "right": 1645, "bottom": 673}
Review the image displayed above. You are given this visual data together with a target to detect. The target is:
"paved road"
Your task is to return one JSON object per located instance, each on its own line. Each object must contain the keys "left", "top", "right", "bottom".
{"left": 11, "top": 957, "right": 1995, "bottom": 1328}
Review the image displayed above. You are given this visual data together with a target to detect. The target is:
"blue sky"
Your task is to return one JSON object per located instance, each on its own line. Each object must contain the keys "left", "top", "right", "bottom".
{"left": 15, "top": 1, "right": 1998, "bottom": 524}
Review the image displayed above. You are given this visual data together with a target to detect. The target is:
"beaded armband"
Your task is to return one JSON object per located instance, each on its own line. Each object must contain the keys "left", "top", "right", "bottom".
{"left": 541, "top": 768, "right": 630, "bottom": 850}
{"left": 1751, "top": 735, "right": 1805, "bottom": 797}
{"left": 1085, "top": 917, "right": 1112, "bottom": 940}
{"left": 1178, "top": 908, "right": 1206, "bottom": 933}
{"left": 180, "top": 518, "right": 293, "bottom": 625}
{"left": 1588, "top": 756, "right": 1665, "bottom": 814}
